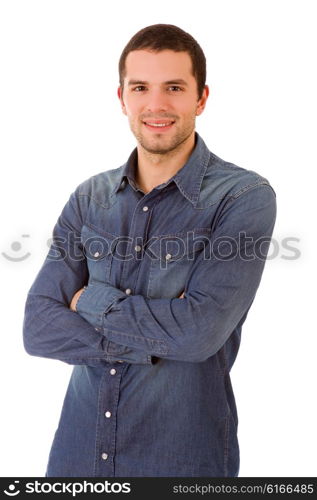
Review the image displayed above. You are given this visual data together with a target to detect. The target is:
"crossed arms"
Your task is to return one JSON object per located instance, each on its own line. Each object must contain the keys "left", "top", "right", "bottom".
{"left": 23, "top": 183, "right": 276, "bottom": 365}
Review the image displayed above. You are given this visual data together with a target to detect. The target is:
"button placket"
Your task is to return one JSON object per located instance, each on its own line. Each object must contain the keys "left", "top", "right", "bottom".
{"left": 119, "top": 190, "right": 160, "bottom": 292}
{"left": 95, "top": 363, "right": 126, "bottom": 477}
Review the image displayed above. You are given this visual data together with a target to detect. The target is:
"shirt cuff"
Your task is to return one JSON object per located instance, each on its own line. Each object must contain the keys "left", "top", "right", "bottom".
{"left": 103, "top": 344, "right": 156, "bottom": 365}
{"left": 76, "top": 281, "right": 154, "bottom": 365}
{"left": 76, "top": 280, "right": 126, "bottom": 330}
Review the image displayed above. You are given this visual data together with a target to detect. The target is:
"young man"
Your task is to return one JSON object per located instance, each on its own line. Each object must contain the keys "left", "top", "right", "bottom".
{"left": 23, "top": 24, "right": 276, "bottom": 477}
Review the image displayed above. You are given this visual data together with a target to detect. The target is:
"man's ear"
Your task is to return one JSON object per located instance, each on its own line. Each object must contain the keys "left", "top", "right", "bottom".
{"left": 117, "top": 86, "right": 127, "bottom": 115}
{"left": 196, "top": 85, "right": 210, "bottom": 116}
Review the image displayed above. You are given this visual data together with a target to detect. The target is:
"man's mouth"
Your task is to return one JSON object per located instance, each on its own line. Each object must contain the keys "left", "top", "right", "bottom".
{"left": 142, "top": 120, "right": 175, "bottom": 131}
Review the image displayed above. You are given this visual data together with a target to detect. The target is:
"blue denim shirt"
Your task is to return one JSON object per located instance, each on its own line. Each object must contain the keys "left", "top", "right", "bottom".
{"left": 23, "top": 133, "right": 276, "bottom": 477}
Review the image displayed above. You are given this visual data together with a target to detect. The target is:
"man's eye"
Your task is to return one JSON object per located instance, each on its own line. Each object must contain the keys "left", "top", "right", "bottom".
{"left": 133, "top": 86, "right": 146, "bottom": 92}
{"left": 168, "top": 86, "right": 183, "bottom": 92}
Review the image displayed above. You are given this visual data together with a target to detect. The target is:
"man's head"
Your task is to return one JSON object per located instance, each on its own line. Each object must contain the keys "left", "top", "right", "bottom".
{"left": 117, "top": 24, "right": 209, "bottom": 156}
{"left": 119, "top": 24, "right": 206, "bottom": 100}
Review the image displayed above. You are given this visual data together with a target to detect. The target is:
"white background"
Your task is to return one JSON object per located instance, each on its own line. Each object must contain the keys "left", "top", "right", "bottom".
{"left": 0, "top": 0, "right": 316, "bottom": 477}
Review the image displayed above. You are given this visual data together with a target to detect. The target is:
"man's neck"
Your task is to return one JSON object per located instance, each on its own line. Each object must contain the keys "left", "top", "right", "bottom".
{"left": 135, "top": 132, "right": 196, "bottom": 194}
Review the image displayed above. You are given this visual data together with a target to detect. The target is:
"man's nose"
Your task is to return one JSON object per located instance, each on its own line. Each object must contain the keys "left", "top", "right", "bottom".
{"left": 145, "top": 90, "right": 169, "bottom": 113}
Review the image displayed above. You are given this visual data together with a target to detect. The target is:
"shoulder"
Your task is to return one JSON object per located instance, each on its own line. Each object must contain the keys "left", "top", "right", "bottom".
{"left": 73, "top": 165, "right": 125, "bottom": 208}
{"left": 198, "top": 150, "right": 276, "bottom": 207}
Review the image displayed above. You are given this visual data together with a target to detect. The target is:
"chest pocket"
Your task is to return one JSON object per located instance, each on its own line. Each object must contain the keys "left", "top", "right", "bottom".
{"left": 146, "top": 229, "right": 211, "bottom": 299}
{"left": 81, "top": 224, "right": 118, "bottom": 284}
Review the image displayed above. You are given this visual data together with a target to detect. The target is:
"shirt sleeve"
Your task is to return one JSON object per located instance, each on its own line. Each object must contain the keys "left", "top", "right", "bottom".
{"left": 22, "top": 187, "right": 153, "bottom": 366}
{"left": 76, "top": 183, "right": 277, "bottom": 362}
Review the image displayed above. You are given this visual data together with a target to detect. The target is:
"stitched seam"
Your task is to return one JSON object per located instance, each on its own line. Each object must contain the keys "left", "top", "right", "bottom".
{"left": 196, "top": 180, "right": 272, "bottom": 209}
{"left": 194, "top": 178, "right": 273, "bottom": 209}
{"left": 147, "top": 228, "right": 211, "bottom": 239}
{"left": 175, "top": 148, "right": 211, "bottom": 204}
{"left": 223, "top": 414, "right": 230, "bottom": 477}
{"left": 231, "top": 179, "right": 272, "bottom": 199}
{"left": 108, "top": 330, "right": 168, "bottom": 354}
{"left": 93, "top": 370, "right": 107, "bottom": 476}
{"left": 221, "top": 345, "right": 230, "bottom": 477}
{"left": 192, "top": 150, "right": 211, "bottom": 203}
{"left": 78, "top": 192, "right": 116, "bottom": 210}
{"left": 82, "top": 222, "right": 120, "bottom": 240}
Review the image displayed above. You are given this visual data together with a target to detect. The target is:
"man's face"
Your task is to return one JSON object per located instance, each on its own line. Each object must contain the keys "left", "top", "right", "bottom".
{"left": 118, "top": 49, "right": 208, "bottom": 155}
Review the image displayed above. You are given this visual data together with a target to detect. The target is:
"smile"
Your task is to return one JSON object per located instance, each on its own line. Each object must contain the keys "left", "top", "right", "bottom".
{"left": 143, "top": 120, "right": 175, "bottom": 131}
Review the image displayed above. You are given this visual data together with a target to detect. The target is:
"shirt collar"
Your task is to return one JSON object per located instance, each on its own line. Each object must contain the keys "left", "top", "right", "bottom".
{"left": 111, "top": 132, "right": 211, "bottom": 205}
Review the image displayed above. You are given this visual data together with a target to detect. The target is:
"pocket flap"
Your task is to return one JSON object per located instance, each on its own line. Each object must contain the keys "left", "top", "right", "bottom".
{"left": 147, "top": 230, "right": 210, "bottom": 263}
{"left": 81, "top": 224, "right": 118, "bottom": 260}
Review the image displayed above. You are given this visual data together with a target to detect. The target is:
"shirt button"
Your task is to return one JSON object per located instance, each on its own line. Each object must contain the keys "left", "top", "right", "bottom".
{"left": 165, "top": 253, "right": 172, "bottom": 260}
{"left": 142, "top": 206, "right": 149, "bottom": 212}
{"left": 101, "top": 453, "right": 108, "bottom": 460}
{"left": 105, "top": 411, "right": 111, "bottom": 418}
{"left": 110, "top": 368, "right": 116, "bottom": 375}
{"left": 94, "top": 251, "right": 100, "bottom": 258}
{"left": 125, "top": 288, "right": 132, "bottom": 295}
{"left": 134, "top": 245, "right": 142, "bottom": 252}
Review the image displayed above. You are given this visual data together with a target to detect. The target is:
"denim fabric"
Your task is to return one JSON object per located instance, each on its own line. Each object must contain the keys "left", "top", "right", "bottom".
{"left": 23, "top": 133, "right": 276, "bottom": 477}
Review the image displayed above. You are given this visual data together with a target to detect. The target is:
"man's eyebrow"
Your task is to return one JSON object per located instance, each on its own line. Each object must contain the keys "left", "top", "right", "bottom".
{"left": 127, "top": 80, "right": 148, "bottom": 86}
{"left": 164, "top": 79, "right": 188, "bottom": 86}
{"left": 127, "top": 79, "right": 188, "bottom": 86}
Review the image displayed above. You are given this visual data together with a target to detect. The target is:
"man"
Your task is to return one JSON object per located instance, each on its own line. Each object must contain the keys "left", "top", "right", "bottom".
{"left": 23, "top": 24, "right": 276, "bottom": 477}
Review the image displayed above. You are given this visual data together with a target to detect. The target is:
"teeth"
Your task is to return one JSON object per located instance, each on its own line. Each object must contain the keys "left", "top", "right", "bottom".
{"left": 146, "top": 122, "right": 172, "bottom": 127}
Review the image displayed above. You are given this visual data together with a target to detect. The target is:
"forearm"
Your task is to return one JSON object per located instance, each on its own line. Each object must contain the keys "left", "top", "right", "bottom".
{"left": 23, "top": 290, "right": 152, "bottom": 366}
{"left": 24, "top": 291, "right": 109, "bottom": 365}
{"left": 76, "top": 276, "right": 255, "bottom": 363}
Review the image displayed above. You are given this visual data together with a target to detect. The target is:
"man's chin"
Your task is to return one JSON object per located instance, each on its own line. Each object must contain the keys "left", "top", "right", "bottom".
{"left": 142, "top": 145, "right": 173, "bottom": 155}
{"left": 137, "top": 137, "right": 174, "bottom": 155}
{"left": 137, "top": 134, "right": 189, "bottom": 156}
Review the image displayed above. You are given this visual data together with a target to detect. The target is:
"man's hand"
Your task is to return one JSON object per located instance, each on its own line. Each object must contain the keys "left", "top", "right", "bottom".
{"left": 69, "top": 287, "right": 85, "bottom": 311}
{"left": 70, "top": 287, "right": 185, "bottom": 312}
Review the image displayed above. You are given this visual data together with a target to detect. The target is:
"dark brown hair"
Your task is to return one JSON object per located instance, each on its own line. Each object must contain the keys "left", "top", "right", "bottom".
{"left": 118, "top": 24, "right": 206, "bottom": 99}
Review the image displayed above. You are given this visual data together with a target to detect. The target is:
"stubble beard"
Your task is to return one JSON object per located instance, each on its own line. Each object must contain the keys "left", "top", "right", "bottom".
{"left": 130, "top": 116, "right": 196, "bottom": 156}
